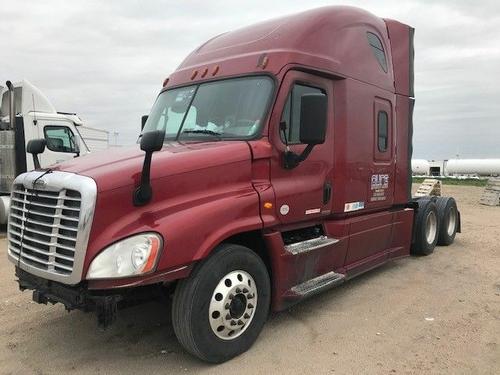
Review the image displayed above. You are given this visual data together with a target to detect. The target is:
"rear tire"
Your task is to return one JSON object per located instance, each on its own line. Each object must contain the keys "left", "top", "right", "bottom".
{"left": 172, "top": 243, "right": 270, "bottom": 363}
{"left": 436, "top": 197, "right": 458, "bottom": 246}
{"left": 411, "top": 199, "right": 439, "bottom": 256}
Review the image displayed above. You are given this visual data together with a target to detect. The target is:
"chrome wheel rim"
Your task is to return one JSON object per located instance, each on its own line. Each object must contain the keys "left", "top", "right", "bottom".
{"left": 426, "top": 210, "right": 438, "bottom": 244}
{"left": 447, "top": 207, "right": 457, "bottom": 236}
{"left": 209, "top": 270, "right": 257, "bottom": 340}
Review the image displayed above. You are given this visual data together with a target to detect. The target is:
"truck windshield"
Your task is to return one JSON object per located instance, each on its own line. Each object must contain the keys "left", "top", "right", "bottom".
{"left": 142, "top": 76, "right": 274, "bottom": 141}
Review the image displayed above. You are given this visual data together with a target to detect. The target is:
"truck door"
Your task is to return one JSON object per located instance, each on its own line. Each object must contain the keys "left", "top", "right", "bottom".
{"left": 269, "top": 71, "right": 334, "bottom": 225}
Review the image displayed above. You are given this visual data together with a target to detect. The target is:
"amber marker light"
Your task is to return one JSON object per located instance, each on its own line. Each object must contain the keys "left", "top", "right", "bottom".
{"left": 261, "top": 55, "right": 269, "bottom": 69}
{"left": 142, "top": 235, "right": 161, "bottom": 273}
{"left": 162, "top": 77, "right": 169, "bottom": 87}
{"left": 191, "top": 70, "right": 198, "bottom": 80}
{"left": 212, "top": 65, "right": 220, "bottom": 76}
{"left": 264, "top": 202, "right": 273, "bottom": 209}
{"left": 201, "top": 67, "right": 208, "bottom": 78}
{"left": 257, "top": 53, "right": 269, "bottom": 69}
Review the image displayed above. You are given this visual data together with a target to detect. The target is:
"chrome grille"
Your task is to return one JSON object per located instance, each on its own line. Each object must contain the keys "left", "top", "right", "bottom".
{"left": 7, "top": 171, "right": 97, "bottom": 285}
{"left": 9, "top": 184, "right": 81, "bottom": 275}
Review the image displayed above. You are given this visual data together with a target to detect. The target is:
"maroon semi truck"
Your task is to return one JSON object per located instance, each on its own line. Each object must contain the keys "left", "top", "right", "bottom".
{"left": 7, "top": 6, "right": 460, "bottom": 362}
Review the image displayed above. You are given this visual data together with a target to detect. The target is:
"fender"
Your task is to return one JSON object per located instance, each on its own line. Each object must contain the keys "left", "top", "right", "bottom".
{"left": 85, "top": 157, "right": 263, "bottom": 289}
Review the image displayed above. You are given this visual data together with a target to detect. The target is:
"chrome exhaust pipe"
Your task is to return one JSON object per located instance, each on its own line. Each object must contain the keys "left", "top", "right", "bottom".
{"left": 6, "top": 80, "right": 14, "bottom": 130}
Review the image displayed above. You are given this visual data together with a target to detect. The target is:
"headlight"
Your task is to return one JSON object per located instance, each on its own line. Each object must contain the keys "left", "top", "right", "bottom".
{"left": 86, "top": 233, "right": 162, "bottom": 280}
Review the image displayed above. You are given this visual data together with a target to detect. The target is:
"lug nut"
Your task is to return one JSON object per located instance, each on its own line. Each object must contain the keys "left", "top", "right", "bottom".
{"left": 225, "top": 303, "right": 230, "bottom": 309}
{"left": 248, "top": 303, "right": 254, "bottom": 309}
{"left": 247, "top": 294, "right": 254, "bottom": 299}
{"left": 226, "top": 314, "right": 231, "bottom": 320}
{"left": 244, "top": 313, "right": 250, "bottom": 319}
{"left": 229, "top": 294, "right": 234, "bottom": 299}
{"left": 237, "top": 320, "right": 243, "bottom": 326}
{"left": 243, "top": 288, "right": 249, "bottom": 293}
{"left": 236, "top": 288, "right": 242, "bottom": 293}
{"left": 230, "top": 320, "right": 237, "bottom": 326}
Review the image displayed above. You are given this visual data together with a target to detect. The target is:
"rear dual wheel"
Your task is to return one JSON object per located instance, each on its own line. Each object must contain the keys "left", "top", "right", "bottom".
{"left": 436, "top": 197, "right": 459, "bottom": 246}
{"left": 411, "top": 197, "right": 459, "bottom": 255}
{"left": 411, "top": 199, "right": 439, "bottom": 255}
{"left": 172, "top": 244, "right": 270, "bottom": 363}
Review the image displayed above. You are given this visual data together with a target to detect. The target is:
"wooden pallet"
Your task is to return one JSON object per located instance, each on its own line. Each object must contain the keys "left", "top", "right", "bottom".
{"left": 480, "top": 178, "right": 500, "bottom": 206}
{"left": 414, "top": 179, "right": 442, "bottom": 197}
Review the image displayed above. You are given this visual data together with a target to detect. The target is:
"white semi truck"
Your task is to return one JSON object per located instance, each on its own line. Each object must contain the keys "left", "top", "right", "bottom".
{"left": 0, "top": 80, "right": 110, "bottom": 224}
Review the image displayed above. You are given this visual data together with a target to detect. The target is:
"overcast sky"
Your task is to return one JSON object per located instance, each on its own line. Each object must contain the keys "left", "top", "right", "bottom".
{"left": 1, "top": 0, "right": 499, "bottom": 159}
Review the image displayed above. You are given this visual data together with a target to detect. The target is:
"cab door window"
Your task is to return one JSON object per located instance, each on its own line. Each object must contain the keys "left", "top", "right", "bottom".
{"left": 280, "top": 84, "right": 325, "bottom": 144}
{"left": 44, "top": 126, "right": 78, "bottom": 153}
{"left": 373, "top": 98, "right": 392, "bottom": 161}
{"left": 377, "top": 111, "right": 389, "bottom": 152}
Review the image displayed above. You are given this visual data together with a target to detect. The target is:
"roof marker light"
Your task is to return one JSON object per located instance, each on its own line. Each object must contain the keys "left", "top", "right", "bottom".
{"left": 257, "top": 54, "right": 269, "bottom": 69}
{"left": 162, "top": 77, "right": 169, "bottom": 87}
{"left": 191, "top": 70, "right": 198, "bottom": 80}
{"left": 201, "top": 67, "right": 208, "bottom": 78}
{"left": 212, "top": 65, "right": 220, "bottom": 76}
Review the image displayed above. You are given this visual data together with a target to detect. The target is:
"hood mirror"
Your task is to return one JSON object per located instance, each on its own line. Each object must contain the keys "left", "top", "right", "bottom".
{"left": 27, "top": 138, "right": 46, "bottom": 169}
{"left": 133, "top": 130, "right": 165, "bottom": 206}
{"left": 141, "top": 115, "right": 148, "bottom": 131}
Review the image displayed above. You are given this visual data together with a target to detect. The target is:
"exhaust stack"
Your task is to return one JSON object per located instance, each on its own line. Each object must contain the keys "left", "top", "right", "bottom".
{"left": 6, "top": 81, "right": 15, "bottom": 130}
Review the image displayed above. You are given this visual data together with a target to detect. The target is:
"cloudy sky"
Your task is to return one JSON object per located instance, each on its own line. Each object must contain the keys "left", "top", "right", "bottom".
{"left": 1, "top": 0, "right": 499, "bottom": 159}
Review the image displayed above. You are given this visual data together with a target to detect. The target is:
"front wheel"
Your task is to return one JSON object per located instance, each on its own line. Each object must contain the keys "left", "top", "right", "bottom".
{"left": 172, "top": 244, "right": 270, "bottom": 363}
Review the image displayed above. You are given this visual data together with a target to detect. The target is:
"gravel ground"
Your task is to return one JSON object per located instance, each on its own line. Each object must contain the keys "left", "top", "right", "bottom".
{"left": 0, "top": 184, "right": 499, "bottom": 374}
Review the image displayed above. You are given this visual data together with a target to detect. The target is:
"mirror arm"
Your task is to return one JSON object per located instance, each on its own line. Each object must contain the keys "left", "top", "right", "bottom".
{"left": 284, "top": 144, "right": 315, "bottom": 169}
{"left": 133, "top": 152, "right": 153, "bottom": 206}
{"left": 32, "top": 153, "right": 41, "bottom": 170}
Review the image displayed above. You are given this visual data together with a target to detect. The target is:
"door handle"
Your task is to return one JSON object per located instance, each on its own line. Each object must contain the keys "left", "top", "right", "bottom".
{"left": 323, "top": 182, "right": 332, "bottom": 204}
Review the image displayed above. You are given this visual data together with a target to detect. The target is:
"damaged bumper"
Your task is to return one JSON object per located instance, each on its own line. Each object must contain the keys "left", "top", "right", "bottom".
{"left": 15, "top": 267, "right": 164, "bottom": 328}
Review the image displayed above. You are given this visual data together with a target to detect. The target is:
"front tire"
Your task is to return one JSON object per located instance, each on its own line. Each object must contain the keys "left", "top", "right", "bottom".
{"left": 172, "top": 244, "right": 270, "bottom": 363}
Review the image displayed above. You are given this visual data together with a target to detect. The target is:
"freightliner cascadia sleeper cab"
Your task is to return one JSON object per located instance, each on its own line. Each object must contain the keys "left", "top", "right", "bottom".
{"left": 7, "top": 6, "right": 460, "bottom": 363}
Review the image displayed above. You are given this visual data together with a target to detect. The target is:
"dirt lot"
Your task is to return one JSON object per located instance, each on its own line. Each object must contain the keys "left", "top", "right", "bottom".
{"left": 0, "top": 185, "right": 499, "bottom": 374}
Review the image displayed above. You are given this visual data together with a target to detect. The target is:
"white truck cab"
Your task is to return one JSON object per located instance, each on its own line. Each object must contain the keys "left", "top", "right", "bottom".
{"left": 0, "top": 80, "right": 108, "bottom": 224}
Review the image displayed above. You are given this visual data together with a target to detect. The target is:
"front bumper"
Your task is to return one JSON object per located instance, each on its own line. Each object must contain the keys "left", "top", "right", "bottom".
{"left": 15, "top": 267, "right": 166, "bottom": 328}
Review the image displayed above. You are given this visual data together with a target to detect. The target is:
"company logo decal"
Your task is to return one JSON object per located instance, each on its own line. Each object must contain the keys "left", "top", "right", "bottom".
{"left": 32, "top": 179, "right": 47, "bottom": 190}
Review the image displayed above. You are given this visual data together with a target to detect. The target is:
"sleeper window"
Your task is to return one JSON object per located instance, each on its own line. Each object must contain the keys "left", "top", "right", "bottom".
{"left": 367, "top": 32, "right": 388, "bottom": 73}
{"left": 280, "top": 84, "right": 325, "bottom": 144}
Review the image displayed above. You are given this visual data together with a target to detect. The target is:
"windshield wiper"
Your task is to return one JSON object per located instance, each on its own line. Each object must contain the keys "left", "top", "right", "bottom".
{"left": 181, "top": 129, "right": 222, "bottom": 139}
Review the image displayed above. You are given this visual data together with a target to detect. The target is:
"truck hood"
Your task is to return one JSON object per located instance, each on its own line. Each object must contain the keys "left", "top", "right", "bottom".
{"left": 51, "top": 141, "right": 252, "bottom": 192}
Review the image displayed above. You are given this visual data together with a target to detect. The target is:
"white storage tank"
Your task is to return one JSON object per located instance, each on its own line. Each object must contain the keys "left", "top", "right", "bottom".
{"left": 445, "top": 159, "right": 500, "bottom": 176}
{"left": 411, "top": 159, "right": 430, "bottom": 175}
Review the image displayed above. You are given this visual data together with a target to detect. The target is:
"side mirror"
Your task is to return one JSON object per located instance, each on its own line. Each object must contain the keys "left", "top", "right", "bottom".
{"left": 141, "top": 115, "right": 148, "bottom": 131}
{"left": 140, "top": 130, "right": 164, "bottom": 152}
{"left": 299, "top": 93, "right": 327, "bottom": 145}
{"left": 27, "top": 139, "right": 46, "bottom": 169}
{"left": 133, "top": 130, "right": 165, "bottom": 206}
{"left": 283, "top": 93, "right": 327, "bottom": 169}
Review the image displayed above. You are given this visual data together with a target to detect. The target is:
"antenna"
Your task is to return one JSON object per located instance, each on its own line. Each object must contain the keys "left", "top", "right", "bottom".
{"left": 32, "top": 93, "right": 38, "bottom": 126}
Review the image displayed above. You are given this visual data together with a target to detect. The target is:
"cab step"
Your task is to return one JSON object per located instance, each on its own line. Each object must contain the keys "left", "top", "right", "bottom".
{"left": 284, "top": 235, "right": 339, "bottom": 255}
{"left": 289, "top": 271, "right": 346, "bottom": 297}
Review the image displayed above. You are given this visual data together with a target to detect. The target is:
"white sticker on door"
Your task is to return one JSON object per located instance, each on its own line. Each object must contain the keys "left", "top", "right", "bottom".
{"left": 344, "top": 201, "right": 365, "bottom": 212}
{"left": 305, "top": 208, "right": 321, "bottom": 215}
